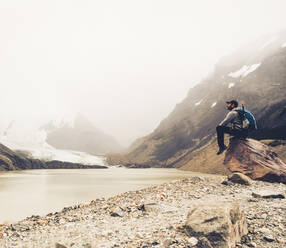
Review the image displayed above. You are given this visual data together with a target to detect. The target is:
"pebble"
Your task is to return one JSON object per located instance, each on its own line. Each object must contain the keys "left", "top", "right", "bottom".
{"left": 263, "top": 235, "right": 275, "bottom": 242}
{"left": 188, "top": 237, "right": 198, "bottom": 246}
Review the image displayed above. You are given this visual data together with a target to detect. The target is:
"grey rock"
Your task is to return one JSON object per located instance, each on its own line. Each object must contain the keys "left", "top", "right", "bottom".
{"left": 196, "top": 237, "right": 213, "bottom": 248}
{"left": 55, "top": 243, "right": 67, "bottom": 248}
{"left": 137, "top": 202, "right": 160, "bottom": 213}
{"left": 252, "top": 190, "right": 285, "bottom": 199}
{"left": 263, "top": 235, "right": 275, "bottom": 242}
{"left": 110, "top": 206, "right": 124, "bottom": 217}
{"left": 184, "top": 201, "right": 248, "bottom": 248}
{"left": 247, "top": 242, "right": 257, "bottom": 247}
{"left": 188, "top": 237, "right": 198, "bottom": 246}
{"left": 228, "top": 173, "right": 253, "bottom": 186}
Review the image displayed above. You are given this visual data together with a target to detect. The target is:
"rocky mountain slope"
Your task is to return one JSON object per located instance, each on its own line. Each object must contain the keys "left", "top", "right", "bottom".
{"left": 108, "top": 30, "right": 286, "bottom": 168}
{"left": 42, "top": 114, "right": 122, "bottom": 155}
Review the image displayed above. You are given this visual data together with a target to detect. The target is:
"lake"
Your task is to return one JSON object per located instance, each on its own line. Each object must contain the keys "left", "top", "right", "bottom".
{"left": 0, "top": 168, "right": 216, "bottom": 223}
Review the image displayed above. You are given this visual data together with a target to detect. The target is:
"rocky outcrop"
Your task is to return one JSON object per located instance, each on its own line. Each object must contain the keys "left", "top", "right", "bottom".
{"left": 182, "top": 201, "right": 248, "bottom": 248}
{"left": 224, "top": 138, "right": 286, "bottom": 183}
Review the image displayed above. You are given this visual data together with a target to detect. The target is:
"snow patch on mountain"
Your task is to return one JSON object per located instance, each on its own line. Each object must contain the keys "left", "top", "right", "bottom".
{"left": 228, "top": 65, "right": 249, "bottom": 78}
{"left": 260, "top": 36, "right": 278, "bottom": 50}
{"left": 243, "top": 63, "right": 261, "bottom": 77}
{"left": 211, "top": 102, "right": 217, "bottom": 108}
{"left": 228, "top": 63, "right": 261, "bottom": 78}
{"left": 195, "top": 99, "right": 202, "bottom": 106}
{"left": 228, "top": 83, "right": 235, "bottom": 88}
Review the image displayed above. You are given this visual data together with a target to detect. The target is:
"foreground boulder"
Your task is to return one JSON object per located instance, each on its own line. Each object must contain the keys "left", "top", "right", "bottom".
{"left": 182, "top": 201, "right": 248, "bottom": 248}
{"left": 224, "top": 138, "right": 286, "bottom": 184}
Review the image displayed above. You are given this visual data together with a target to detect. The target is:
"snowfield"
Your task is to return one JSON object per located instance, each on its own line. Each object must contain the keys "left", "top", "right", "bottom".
{"left": 228, "top": 63, "right": 261, "bottom": 78}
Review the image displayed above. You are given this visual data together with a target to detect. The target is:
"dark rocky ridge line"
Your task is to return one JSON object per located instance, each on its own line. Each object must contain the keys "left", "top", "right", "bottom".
{"left": 0, "top": 143, "right": 107, "bottom": 171}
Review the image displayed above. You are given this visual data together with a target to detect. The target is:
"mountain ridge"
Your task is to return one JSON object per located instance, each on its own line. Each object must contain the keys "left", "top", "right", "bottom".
{"left": 107, "top": 30, "right": 286, "bottom": 169}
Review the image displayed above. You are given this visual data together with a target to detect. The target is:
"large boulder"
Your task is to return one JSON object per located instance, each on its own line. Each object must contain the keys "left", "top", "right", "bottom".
{"left": 224, "top": 138, "right": 286, "bottom": 184}
{"left": 183, "top": 201, "right": 248, "bottom": 248}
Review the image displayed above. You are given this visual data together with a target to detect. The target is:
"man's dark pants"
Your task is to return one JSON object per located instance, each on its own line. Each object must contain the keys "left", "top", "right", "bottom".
{"left": 216, "top": 126, "right": 247, "bottom": 149}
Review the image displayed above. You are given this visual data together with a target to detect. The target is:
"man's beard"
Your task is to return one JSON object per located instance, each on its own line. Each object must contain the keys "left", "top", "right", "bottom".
{"left": 227, "top": 106, "right": 233, "bottom": 110}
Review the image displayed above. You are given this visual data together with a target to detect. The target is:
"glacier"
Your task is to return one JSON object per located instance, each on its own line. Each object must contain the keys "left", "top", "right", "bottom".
{"left": 0, "top": 123, "right": 105, "bottom": 166}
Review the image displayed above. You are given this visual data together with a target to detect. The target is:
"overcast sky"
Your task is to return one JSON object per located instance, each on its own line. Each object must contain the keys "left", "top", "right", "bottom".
{"left": 1, "top": 0, "right": 286, "bottom": 146}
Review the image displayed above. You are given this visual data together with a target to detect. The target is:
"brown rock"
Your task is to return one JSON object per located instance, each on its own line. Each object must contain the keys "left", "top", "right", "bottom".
{"left": 224, "top": 138, "right": 286, "bottom": 184}
{"left": 183, "top": 201, "right": 248, "bottom": 248}
{"left": 38, "top": 220, "right": 49, "bottom": 226}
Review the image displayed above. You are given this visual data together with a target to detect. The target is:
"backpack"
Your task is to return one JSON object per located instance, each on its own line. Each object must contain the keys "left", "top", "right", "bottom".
{"left": 235, "top": 105, "right": 257, "bottom": 130}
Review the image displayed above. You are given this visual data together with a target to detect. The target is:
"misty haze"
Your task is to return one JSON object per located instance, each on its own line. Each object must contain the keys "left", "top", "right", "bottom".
{"left": 1, "top": 1, "right": 286, "bottom": 247}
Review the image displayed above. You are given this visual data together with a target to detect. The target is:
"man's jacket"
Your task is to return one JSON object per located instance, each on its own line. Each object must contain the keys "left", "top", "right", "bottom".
{"left": 219, "top": 107, "right": 243, "bottom": 130}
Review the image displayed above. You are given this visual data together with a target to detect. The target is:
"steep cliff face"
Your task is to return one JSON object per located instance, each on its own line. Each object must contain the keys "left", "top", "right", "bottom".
{"left": 116, "top": 30, "right": 286, "bottom": 168}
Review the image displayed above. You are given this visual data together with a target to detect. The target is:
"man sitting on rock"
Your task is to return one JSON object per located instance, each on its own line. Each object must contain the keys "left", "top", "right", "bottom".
{"left": 216, "top": 100, "right": 248, "bottom": 155}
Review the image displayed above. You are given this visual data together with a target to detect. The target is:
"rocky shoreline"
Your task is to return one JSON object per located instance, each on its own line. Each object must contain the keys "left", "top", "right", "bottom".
{"left": 0, "top": 175, "right": 285, "bottom": 248}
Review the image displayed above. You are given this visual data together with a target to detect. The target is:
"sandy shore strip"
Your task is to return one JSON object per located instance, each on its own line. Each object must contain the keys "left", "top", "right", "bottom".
{"left": 0, "top": 175, "right": 285, "bottom": 248}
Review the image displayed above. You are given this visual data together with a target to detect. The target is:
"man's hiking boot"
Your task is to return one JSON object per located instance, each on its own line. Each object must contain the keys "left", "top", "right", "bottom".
{"left": 217, "top": 145, "right": 227, "bottom": 155}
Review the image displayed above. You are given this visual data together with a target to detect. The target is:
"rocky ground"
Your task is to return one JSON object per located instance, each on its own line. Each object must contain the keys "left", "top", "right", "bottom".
{"left": 0, "top": 175, "right": 285, "bottom": 248}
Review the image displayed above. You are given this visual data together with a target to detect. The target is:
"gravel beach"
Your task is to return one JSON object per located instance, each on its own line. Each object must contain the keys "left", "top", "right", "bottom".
{"left": 0, "top": 175, "right": 285, "bottom": 248}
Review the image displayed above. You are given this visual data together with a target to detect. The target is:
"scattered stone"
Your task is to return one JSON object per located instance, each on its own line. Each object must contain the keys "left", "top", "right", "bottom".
{"left": 163, "top": 239, "right": 178, "bottom": 247}
{"left": 188, "top": 237, "right": 198, "bottom": 246}
{"left": 252, "top": 190, "right": 285, "bottom": 199}
{"left": 227, "top": 173, "right": 253, "bottom": 186}
{"left": 137, "top": 203, "right": 159, "bottom": 213}
{"left": 196, "top": 237, "right": 213, "bottom": 248}
{"left": 259, "top": 227, "right": 271, "bottom": 235}
{"left": 261, "top": 213, "right": 267, "bottom": 219}
{"left": 263, "top": 235, "right": 275, "bottom": 242}
{"left": 247, "top": 242, "right": 257, "bottom": 247}
{"left": 55, "top": 243, "right": 67, "bottom": 248}
{"left": 183, "top": 201, "right": 248, "bottom": 248}
{"left": 38, "top": 220, "right": 49, "bottom": 226}
{"left": 248, "top": 226, "right": 255, "bottom": 234}
{"left": 151, "top": 241, "right": 159, "bottom": 246}
{"left": 11, "top": 224, "right": 30, "bottom": 232}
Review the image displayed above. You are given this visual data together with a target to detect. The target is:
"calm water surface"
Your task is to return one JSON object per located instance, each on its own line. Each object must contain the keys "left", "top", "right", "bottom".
{"left": 0, "top": 168, "right": 217, "bottom": 223}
